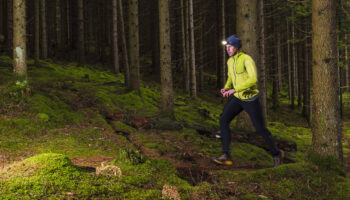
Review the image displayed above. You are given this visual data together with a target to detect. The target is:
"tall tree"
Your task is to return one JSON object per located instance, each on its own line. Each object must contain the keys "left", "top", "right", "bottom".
{"left": 77, "top": 0, "right": 85, "bottom": 64}
{"left": 118, "top": 0, "right": 130, "bottom": 87}
{"left": 188, "top": 0, "right": 196, "bottom": 98}
{"left": 235, "top": 0, "right": 258, "bottom": 131}
{"left": 159, "top": 0, "right": 174, "bottom": 116}
{"left": 258, "top": 0, "right": 267, "bottom": 121}
{"left": 13, "top": 0, "right": 27, "bottom": 79}
{"left": 128, "top": 0, "right": 140, "bottom": 90}
{"left": 7, "top": 0, "right": 13, "bottom": 55}
{"left": 34, "top": 0, "right": 40, "bottom": 65}
{"left": 40, "top": 0, "right": 47, "bottom": 59}
{"left": 180, "top": 0, "right": 189, "bottom": 92}
{"left": 112, "top": 0, "right": 119, "bottom": 73}
{"left": 312, "top": 0, "right": 343, "bottom": 162}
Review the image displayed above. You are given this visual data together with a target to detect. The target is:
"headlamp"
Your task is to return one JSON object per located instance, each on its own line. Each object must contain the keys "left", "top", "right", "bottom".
{"left": 221, "top": 40, "right": 227, "bottom": 45}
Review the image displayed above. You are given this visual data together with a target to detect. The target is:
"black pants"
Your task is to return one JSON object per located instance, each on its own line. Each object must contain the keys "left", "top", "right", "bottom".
{"left": 220, "top": 96, "right": 280, "bottom": 156}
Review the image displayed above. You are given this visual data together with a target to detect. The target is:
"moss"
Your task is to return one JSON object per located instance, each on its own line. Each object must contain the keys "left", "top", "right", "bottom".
{"left": 216, "top": 162, "right": 350, "bottom": 199}
{"left": 112, "top": 121, "right": 136, "bottom": 133}
{"left": 230, "top": 143, "right": 273, "bottom": 167}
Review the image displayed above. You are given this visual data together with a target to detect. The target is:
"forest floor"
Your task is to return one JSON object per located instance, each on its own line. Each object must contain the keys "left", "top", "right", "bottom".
{"left": 0, "top": 57, "right": 349, "bottom": 199}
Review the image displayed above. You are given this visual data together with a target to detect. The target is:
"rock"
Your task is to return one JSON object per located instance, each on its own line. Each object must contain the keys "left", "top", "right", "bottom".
{"left": 162, "top": 184, "right": 181, "bottom": 200}
{"left": 96, "top": 162, "right": 122, "bottom": 178}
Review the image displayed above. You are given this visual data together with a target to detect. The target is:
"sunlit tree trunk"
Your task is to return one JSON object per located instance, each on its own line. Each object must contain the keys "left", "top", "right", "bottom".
{"left": 236, "top": 0, "right": 258, "bottom": 131}
{"left": 112, "top": 0, "right": 119, "bottom": 73}
{"left": 188, "top": 0, "right": 196, "bottom": 98}
{"left": 13, "top": 0, "right": 27, "bottom": 80}
{"left": 312, "top": 0, "right": 343, "bottom": 163}
{"left": 128, "top": 0, "right": 140, "bottom": 90}
{"left": 34, "top": 0, "right": 40, "bottom": 65}
{"left": 159, "top": 0, "right": 174, "bottom": 116}
{"left": 118, "top": 0, "right": 129, "bottom": 87}
{"left": 40, "top": 0, "right": 47, "bottom": 59}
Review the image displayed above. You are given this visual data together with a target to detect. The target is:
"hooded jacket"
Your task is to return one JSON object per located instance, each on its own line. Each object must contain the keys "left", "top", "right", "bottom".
{"left": 224, "top": 51, "right": 259, "bottom": 101}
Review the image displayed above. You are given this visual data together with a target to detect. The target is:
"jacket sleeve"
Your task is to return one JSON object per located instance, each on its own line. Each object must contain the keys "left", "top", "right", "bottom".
{"left": 234, "top": 56, "right": 258, "bottom": 92}
{"left": 224, "top": 60, "right": 233, "bottom": 89}
{"left": 224, "top": 74, "right": 233, "bottom": 89}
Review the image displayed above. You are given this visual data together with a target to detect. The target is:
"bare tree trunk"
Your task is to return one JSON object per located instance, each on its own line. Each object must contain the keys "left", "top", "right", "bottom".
{"left": 159, "top": 0, "right": 174, "bottom": 116}
{"left": 128, "top": 0, "right": 140, "bottom": 90}
{"left": 188, "top": 0, "right": 196, "bottom": 98}
{"left": 277, "top": 27, "right": 283, "bottom": 92}
{"left": 47, "top": 0, "right": 56, "bottom": 58}
{"left": 287, "top": 20, "right": 292, "bottom": 104}
{"left": 220, "top": 0, "right": 226, "bottom": 88}
{"left": 7, "top": 0, "right": 13, "bottom": 55}
{"left": 151, "top": 0, "right": 160, "bottom": 78}
{"left": 34, "top": 0, "right": 40, "bottom": 65}
{"left": 291, "top": 12, "right": 296, "bottom": 110}
{"left": 346, "top": 34, "right": 349, "bottom": 92}
{"left": 302, "top": 29, "right": 311, "bottom": 124}
{"left": 312, "top": 0, "right": 343, "bottom": 163}
{"left": 40, "top": 0, "right": 47, "bottom": 59}
{"left": 112, "top": 0, "right": 119, "bottom": 73}
{"left": 180, "top": 0, "right": 189, "bottom": 92}
{"left": 258, "top": 0, "right": 267, "bottom": 121}
{"left": 13, "top": 0, "right": 27, "bottom": 80}
{"left": 236, "top": 0, "right": 258, "bottom": 131}
{"left": 118, "top": 0, "right": 130, "bottom": 87}
{"left": 77, "top": 0, "right": 85, "bottom": 64}
{"left": 60, "top": 0, "right": 67, "bottom": 59}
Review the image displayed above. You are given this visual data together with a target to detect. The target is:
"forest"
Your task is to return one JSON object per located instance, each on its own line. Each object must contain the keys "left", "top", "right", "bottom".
{"left": 0, "top": 0, "right": 349, "bottom": 199}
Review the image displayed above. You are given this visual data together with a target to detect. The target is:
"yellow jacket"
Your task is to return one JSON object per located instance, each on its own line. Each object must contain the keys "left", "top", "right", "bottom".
{"left": 224, "top": 51, "right": 259, "bottom": 100}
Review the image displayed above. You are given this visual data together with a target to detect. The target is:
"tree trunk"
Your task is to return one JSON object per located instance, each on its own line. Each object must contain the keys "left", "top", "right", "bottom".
{"left": 277, "top": 26, "right": 283, "bottom": 92}
{"left": 258, "top": 0, "right": 267, "bottom": 121}
{"left": 346, "top": 34, "right": 349, "bottom": 92}
{"left": 188, "top": 0, "right": 196, "bottom": 98}
{"left": 112, "top": 0, "right": 119, "bottom": 73}
{"left": 7, "top": 0, "right": 13, "bottom": 55}
{"left": 40, "top": 0, "right": 47, "bottom": 59}
{"left": 180, "top": 0, "right": 189, "bottom": 92}
{"left": 287, "top": 20, "right": 292, "bottom": 104}
{"left": 47, "top": 0, "right": 56, "bottom": 58}
{"left": 236, "top": 0, "right": 258, "bottom": 132}
{"left": 159, "top": 0, "right": 174, "bottom": 116}
{"left": 118, "top": 0, "right": 130, "bottom": 87}
{"left": 151, "top": 0, "right": 160, "bottom": 78}
{"left": 312, "top": 0, "right": 343, "bottom": 162}
{"left": 77, "top": 0, "right": 85, "bottom": 64}
{"left": 34, "top": 0, "right": 40, "bottom": 65}
{"left": 13, "top": 0, "right": 27, "bottom": 80}
{"left": 60, "top": 0, "right": 68, "bottom": 59}
{"left": 128, "top": 0, "right": 140, "bottom": 90}
{"left": 291, "top": 12, "right": 296, "bottom": 110}
{"left": 220, "top": 0, "right": 226, "bottom": 88}
{"left": 0, "top": 0, "right": 3, "bottom": 36}
{"left": 302, "top": 29, "right": 311, "bottom": 124}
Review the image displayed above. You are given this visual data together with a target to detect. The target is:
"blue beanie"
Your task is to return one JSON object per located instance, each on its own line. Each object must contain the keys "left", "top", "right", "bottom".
{"left": 226, "top": 34, "right": 241, "bottom": 49}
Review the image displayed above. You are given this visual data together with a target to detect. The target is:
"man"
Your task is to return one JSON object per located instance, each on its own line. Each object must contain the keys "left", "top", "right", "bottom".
{"left": 212, "top": 34, "right": 284, "bottom": 167}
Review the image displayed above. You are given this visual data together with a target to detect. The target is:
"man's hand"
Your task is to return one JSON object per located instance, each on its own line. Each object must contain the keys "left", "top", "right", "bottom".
{"left": 220, "top": 88, "right": 227, "bottom": 96}
{"left": 223, "top": 89, "right": 235, "bottom": 97}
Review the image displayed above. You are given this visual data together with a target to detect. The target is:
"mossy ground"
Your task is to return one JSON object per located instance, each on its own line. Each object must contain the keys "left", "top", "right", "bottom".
{"left": 0, "top": 56, "right": 349, "bottom": 199}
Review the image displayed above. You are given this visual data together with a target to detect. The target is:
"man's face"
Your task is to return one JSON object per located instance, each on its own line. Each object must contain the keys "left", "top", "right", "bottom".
{"left": 226, "top": 44, "right": 237, "bottom": 57}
